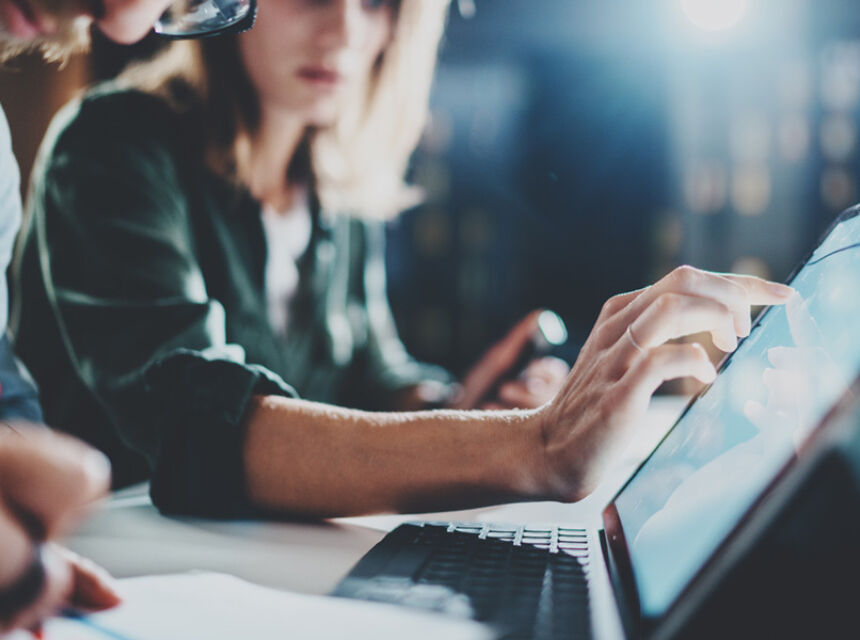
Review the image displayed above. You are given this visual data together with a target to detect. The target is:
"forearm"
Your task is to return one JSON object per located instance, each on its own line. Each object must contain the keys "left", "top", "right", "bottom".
{"left": 243, "top": 395, "right": 549, "bottom": 517}
{"left": 244, "top": 267, "right": 795, "bottom": 520}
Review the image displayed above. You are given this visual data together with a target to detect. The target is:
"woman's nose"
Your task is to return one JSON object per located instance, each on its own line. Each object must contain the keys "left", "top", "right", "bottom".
{"left": 316, "top": 0, "right": 366, "bottom": 50}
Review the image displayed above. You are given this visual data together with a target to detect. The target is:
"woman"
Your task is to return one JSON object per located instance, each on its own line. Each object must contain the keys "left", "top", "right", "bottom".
{"left": 13, "top": 0, "right": 793, "bottom": 518}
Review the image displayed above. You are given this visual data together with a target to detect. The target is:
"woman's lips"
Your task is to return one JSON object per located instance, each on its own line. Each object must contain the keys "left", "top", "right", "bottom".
{"left": 296, "top": 66, "right": 343, "bottom": 86}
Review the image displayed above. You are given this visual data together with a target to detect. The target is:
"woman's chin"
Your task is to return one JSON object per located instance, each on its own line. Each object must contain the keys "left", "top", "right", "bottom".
{"left": 302, "top": 104, "right": 340, "bottom": 129}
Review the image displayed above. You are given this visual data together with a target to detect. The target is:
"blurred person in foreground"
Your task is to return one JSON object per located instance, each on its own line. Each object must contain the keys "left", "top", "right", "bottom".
{"left": 0, "top": 0, "right": 242, "bottom": 632}
{"left": 14, "top": 0, "right": 795, "bottom": 521}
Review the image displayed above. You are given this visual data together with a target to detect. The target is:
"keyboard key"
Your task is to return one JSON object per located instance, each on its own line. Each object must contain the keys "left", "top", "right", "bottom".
{"left": 336, "top": 522, "right": 593, "bottom": 639}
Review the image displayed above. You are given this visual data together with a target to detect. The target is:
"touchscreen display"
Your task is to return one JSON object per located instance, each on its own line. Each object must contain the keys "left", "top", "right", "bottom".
{"left": 612, "top": 211, "right": 860, "bottom": 617}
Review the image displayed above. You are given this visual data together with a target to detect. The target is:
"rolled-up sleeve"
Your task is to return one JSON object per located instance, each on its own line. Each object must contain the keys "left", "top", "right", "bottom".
{"left": 0, "top": 335, "right": 42, "bottom": 424}
{"left": 31, "top": 93, "right": 295, "bottom": 516}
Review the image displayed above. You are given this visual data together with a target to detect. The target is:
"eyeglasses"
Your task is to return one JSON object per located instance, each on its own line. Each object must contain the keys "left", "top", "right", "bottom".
{"left": 154, "top": 0, "right": 258, "bottom": 39}
{"left": 155, "top": 0, "right": 467, "bottom": 40}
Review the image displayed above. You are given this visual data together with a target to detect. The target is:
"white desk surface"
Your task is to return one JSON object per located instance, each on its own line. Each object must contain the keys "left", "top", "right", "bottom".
{"left": 68, "top": 396, "right": 689, "bottom": 597}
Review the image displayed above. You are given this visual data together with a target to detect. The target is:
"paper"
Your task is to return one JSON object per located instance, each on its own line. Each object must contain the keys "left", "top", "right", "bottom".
{"left": 44, "top": 572, "right": 493, "bottom": 640}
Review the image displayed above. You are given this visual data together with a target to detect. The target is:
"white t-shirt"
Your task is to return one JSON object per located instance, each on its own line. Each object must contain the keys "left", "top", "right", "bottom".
{"left": 261, "top": 193, "right": 313, "bottom": 336}
{"left": 0, "top": 104, "right": 22, "bottom": 331}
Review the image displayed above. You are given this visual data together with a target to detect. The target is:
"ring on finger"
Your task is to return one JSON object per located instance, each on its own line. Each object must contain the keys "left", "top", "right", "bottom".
{"left": 626, "top": 325, "right": 646, "bottom": 355}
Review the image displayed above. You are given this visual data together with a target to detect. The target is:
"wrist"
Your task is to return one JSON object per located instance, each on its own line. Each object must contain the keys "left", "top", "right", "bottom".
{"left": 506, "top": 406, "right": 557, "bottom": 502}
{"left": 524, "top": 403, "right": 588, "bottom": 503}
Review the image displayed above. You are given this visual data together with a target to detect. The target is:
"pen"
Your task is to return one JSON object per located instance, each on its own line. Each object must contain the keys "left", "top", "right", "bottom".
{"left": 59, "top": 609, "right": 137, "bottom": 640}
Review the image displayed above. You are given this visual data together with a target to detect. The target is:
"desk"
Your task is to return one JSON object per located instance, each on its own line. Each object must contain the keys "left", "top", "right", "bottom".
{"left": 67, "top": 396, "right": 688, "bottom": 597}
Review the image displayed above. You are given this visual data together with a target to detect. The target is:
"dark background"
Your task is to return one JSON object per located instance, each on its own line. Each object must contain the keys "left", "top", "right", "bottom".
{"left": 389, "top": 0, "right": 860, "bottom": 375}
{"left": 3, "top": 0, "right": 860, "bottom": 378}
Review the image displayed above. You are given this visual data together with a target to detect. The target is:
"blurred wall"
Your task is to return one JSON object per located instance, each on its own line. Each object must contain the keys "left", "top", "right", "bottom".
{"left": 389, "top": 0, "right": 672, "bottom": 374}
{"left": 391, "top": 0, "right": 860, "bottom": 376}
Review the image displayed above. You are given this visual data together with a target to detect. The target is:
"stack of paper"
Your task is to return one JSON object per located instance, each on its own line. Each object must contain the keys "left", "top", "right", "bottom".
{"left": 43, "top": 572, "right": 493, "bottom": 639}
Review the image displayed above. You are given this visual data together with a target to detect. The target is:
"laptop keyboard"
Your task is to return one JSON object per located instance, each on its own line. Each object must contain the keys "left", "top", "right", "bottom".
{"left": 333, "top": 522, "right": 593, "bottom": 640}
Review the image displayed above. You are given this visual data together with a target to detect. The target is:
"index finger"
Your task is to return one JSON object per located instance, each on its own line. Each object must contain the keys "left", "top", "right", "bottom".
{"left": 607, "top": 267, "right": 793, "bottom": 349}
{"left": 722, "top": 274, "right": 796, "bottom": 306}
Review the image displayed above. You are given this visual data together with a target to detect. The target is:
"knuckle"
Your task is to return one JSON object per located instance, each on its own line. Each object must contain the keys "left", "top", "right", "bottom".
{"left": 728, "top": 277, "right": 749, "bottom": 303}
{"left": 672, "top": 264, "right": 699, "bottom": 288}
{"left": 601, "top": 294, "right": 625, "bottom": 317}
{"left": 591, "top": 320, "right": 614, "bottom": 347}
{"left": 715, "top": 300, "right": 733, "bottom": 322}
{"left": 726, "top": 293, "right": 749, "bottom": 319}
{"left": 641, "top": 348, "right": 664, "bottom": 372}
{"left": 685, "top": 342, "right": 709, "bottom": 362}
{"left": 655, "top": 292, "right": 684, "bottom": 316}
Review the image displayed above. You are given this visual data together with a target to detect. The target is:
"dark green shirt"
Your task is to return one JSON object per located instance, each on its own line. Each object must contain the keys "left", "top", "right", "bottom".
{"left": 13, "top": 86, "right": 451, "bottom": 517}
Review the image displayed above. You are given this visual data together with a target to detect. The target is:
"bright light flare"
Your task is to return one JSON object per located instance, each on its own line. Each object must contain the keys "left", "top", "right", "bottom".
{"left": 681, "top": 0, "right": 749, "bottom": 32}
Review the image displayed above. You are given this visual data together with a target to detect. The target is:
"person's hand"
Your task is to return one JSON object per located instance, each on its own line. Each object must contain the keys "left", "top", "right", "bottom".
{"left": 532, "top": 266, "right": 795, "bottom": 501}
{"left": 482, "top": 357, "right": 569, "bottom": 410}
{"left": 0, "top": 427, "right": 121, "bottom": 635}
{"left": 451, "top": 311, "right": 569, "bottom": 410}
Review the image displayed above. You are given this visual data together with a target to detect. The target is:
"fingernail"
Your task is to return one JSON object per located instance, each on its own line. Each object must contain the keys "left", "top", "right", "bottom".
{"left": 720, "top": 336, "right": 737, "bottom": 352}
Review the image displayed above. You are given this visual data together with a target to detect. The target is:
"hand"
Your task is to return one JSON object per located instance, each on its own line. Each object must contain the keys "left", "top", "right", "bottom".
{"left": 483, "top": 357, "right": 570, "bottom": 410}
{"left": 0, "top": 427, "right": 120, "bottom": 634}
{"left": 533, "top": 266, "right": 795, "bottom": 501}
{"left": 451, "top": 311, "right": 568, "bottom": 410}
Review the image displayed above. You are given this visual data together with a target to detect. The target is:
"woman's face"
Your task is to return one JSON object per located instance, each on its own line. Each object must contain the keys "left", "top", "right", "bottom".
{"left": 239, "top": 0, "right": 397, "bottom": 126}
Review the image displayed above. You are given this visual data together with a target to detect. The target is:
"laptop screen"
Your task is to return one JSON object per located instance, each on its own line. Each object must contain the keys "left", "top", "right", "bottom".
{"left": 609, "top": 208, "right": 860, "bottom": 618}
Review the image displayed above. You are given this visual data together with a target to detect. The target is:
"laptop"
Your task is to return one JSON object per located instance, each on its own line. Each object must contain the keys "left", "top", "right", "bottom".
{"left": 333, "top": 206, "right": 860, "bottom": 639}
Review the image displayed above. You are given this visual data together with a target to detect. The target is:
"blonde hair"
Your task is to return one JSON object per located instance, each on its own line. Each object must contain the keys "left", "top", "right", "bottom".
{"left": 120, "top": 0, "right": 451, "bottom": 219}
